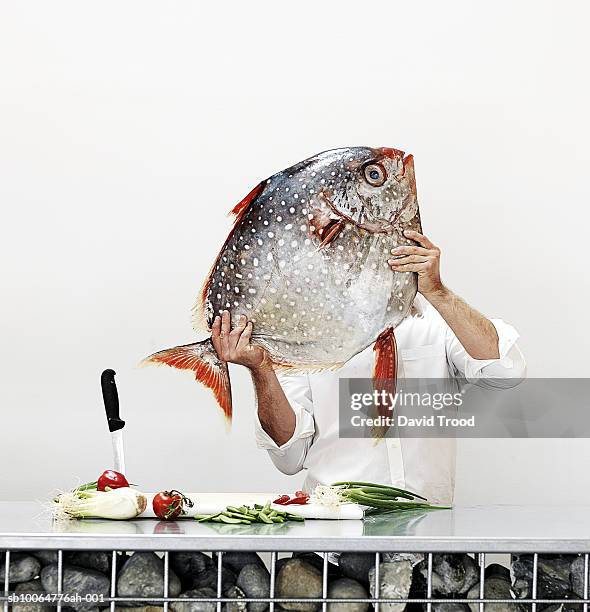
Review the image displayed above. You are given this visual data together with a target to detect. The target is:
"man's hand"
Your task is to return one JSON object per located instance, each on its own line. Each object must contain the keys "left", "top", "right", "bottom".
{"left": 211, "top": 310, "right": 270, "bottom": 370}
{"left": 388, "top": 230, "right": 445, "bottom": 299}
{"left": 388, "top": 229, "right": 500, "bottom": 359}
{"left": 212, "top": 310, "right": 296, "bottom": 445}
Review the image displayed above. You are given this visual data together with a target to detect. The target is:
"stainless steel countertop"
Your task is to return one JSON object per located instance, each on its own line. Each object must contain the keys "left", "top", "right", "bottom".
{"left": 1, "top": 502, "right": 589, "bottom": 553}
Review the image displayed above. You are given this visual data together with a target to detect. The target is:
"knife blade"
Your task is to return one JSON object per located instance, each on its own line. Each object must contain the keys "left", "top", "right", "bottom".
{"left": 101, "top": 369, "right": 126, "bottom": 475}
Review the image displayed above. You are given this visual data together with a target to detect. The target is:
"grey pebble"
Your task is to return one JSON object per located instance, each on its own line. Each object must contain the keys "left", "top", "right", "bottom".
{"left": 13, "top": 579, "right": 53, "bottom": 612}
{"left": 65, "top": 552, "right": 111, "bottom": 575}
{"left": 41, "top": 564, "right": 109, "bottom": 611}
{"left": 169, "top": 589, "right": 216, "bottom": 612}
{"left": 570, "top": 556, "right": 587, "bottom": 599}
{"left": 467, "top": 576, "right": 522, "bottom": 612}
{"left": 184, "top": 565, "right": 236, "bottom": 595}
{"left": 32, "top": 551, "right": 59, "bottom": 567}
{"left": 430, "top": 605, "right": 471, "bottom": 612}
{"left": 276, "top": 559, "right": 323, "bottom": 612}
{"left": 369, "top": 561, "right": 413, "bottom": 612}
{"left": 511, "top": 554, "right": 573, "bottom": 612}
{"left": 327, "top": 577, "right": 369, "bottom": 612}
{"left": 0, "top": 553, "right": 41, "bottom": 584}
{"left": 215, "top": 552, "right": 264, "bottom": 574}
{"left": 170, "top": 553, "right": 213, "bottom": 580}
{"left": 485, "top": 564, "right": 510, "bottom": 582}
{"left": 237, "top": 563, "right": 271, "bottom": 612}
{"left": 117, "top": 552, "right": 181, "bottom": 602}
{"left": 338, "top": 554, "right": 375, "bottom": 586}
{"left": 113, "top": 607, "right": 163, "bottom": 612}
{"left": 419, "top": 554, "right": 479, "bottom": 596}
{"left": 222, "top": 585, "right": 247, "bottom": 612}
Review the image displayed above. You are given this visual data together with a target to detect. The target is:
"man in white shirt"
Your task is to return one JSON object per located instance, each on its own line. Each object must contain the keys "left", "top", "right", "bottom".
{"left": 210, "top": 230, "right": 526, "bottom": 504}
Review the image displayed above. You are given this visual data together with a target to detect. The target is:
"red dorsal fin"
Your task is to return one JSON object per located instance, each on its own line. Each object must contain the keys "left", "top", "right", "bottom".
{"left": 372, "top": 327, "right": 398, "bottom": 438}
{"left": 230, "top": 181, "right": 265, "bottom": 223}
{"left": 199, "top": 181, "right": 267, "bottom": 315}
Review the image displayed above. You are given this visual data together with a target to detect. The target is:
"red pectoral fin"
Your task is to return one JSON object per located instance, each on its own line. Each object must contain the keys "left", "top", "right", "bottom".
{"left": 372, "top": 328, "right": 397, "bottom": 436}
{"left": 318, "top": 218, "right": 344, "bottom": 248}
{"left": 309, "top": 205, "right": 345, "bottom": 249}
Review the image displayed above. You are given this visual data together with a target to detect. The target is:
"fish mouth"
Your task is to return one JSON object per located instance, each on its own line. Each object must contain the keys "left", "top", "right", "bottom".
{"left": 377, "top": 147, "right": 406, "bottom": 161}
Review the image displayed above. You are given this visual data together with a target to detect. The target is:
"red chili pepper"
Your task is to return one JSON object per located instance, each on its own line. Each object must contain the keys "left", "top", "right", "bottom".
{"left": 295, "top": 490, "right": 308, "bottom": 498}
{"left": 273, "top": 495, "right": 290, "bottom": 504}
{"left": 284, "top": 496, "right": 309, "bottom": 505}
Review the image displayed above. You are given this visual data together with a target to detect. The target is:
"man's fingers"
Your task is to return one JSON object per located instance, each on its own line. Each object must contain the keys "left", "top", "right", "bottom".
{"left": 390, "top": 262, "right": 428, "bottom": 273}
{"left": 218, "top": 310, "right": 232, "bottom": 354}
{"left": 231, "top": 314, "right": 247, "bottom": 337}
{"left": 388, "top": 255, "right": 429, "bottom": 266}
{"left": 404, "top": 230, "right": 437, "bottom": 250}
{"left": 220, "top": 310, "right": 231, "bottom": 336}
{"left": 236, "top": 321, "right": 253, "bottom": 350}
{"left": 391, "top": 245, "right": 432, "bottom": 257}
{"left": 211, "top": 315, "right": 222, "bottom": 354}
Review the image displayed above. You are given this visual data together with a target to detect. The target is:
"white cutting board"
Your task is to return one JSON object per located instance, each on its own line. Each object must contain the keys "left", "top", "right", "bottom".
{"left": 141, "top": 492, "right": 363, "bottom": 520}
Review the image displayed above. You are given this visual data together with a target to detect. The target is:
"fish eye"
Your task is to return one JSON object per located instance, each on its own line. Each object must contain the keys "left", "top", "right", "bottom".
{"left": 363, "top": 163, "right": 386, "bottom": 187}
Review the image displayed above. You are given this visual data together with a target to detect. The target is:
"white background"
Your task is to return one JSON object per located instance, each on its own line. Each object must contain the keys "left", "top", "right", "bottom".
{"left": 1, "top": 1, "right": 588, "bottom": 503}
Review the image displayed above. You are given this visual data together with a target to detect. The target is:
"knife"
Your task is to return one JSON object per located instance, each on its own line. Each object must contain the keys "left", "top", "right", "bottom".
{"left": 101, "top": 369, "right": 126, "bottom": 475}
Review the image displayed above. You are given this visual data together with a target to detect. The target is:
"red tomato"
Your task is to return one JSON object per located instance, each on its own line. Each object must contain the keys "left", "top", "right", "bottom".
{"left": 152, "top": 490, "right": 194, "bottom": 520}
{"left": 97, "top": 470, "right": 130, "bottom": 491}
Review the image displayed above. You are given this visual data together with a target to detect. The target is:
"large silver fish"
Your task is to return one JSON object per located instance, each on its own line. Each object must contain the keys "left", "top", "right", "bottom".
{"left": 144, "top": 147, "right": 422, "bottom": 421}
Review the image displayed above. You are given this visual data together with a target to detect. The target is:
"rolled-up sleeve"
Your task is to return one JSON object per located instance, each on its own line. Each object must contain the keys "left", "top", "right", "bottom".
{"left": 254, "top": 372, "right": 316, "bottom": 475}
{"left": 446, "top": 318, "right": 526, "bottom": 388}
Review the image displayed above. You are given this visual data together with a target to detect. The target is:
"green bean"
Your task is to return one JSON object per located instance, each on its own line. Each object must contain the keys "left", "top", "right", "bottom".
{"left": 195, "top": 504, "right": 305, "bottom": 524}
{"left": 224, "top": 512, "right": 252, "bottom": 521}
{"left": 196, "top": 512, "right": 222, "bottom": 522}
{"left": 217, "top": 514, "right": 247, "bottom": 524}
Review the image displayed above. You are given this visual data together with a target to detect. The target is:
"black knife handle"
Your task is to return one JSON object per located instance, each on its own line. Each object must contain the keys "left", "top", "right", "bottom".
{"left": 101, "top": 369, "right": 125, "bottom": 432}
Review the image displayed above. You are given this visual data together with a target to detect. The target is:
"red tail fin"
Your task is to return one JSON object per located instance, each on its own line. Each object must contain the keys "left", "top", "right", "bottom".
{"left": 372, "top": 327, "right": 398, "bottom": 437}
{"left": 142, "top": 339, "right": 232, "bottom": 421}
